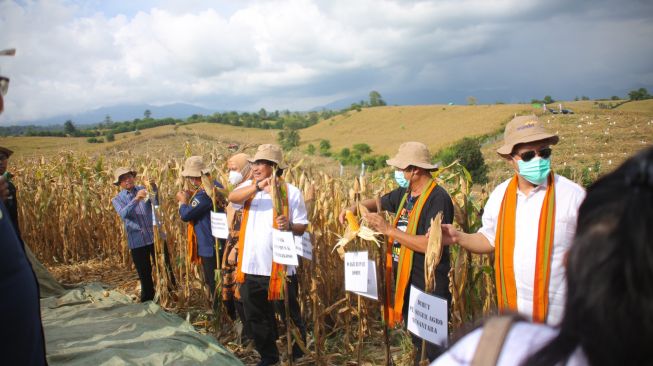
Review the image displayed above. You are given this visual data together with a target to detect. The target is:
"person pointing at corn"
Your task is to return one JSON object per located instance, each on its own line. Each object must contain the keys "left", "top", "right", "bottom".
{"left": 339, "top": 141, "right": 454, "bottom": 365}
{"left": 440, "top": 115, "right": 585, "bottom": 325}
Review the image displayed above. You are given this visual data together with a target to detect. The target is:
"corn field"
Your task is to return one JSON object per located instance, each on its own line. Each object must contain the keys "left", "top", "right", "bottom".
{"left": 14, "top": 140, "right": 496, "bottom": 365}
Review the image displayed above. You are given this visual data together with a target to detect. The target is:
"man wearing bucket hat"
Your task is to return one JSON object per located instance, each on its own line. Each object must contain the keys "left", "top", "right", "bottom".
{"left": 441, "top": 115, "right": 585, "bottom": 325}
{"left": 111, "top": 167, "right": 159, "bottom": 302}
{"left": 176, "top": 155, "right": 225, "bottom": 309}
{"left": 339, "top": 141, "right": 454, "bottom": 364}
{"left": 229, "top": 144, "right": 309, "bottom": 366}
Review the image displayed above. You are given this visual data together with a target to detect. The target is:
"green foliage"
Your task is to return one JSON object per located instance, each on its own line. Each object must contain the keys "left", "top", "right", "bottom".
{"left": 86, "top": 137, "right": 104, "bottom": 143}
{"left": 369, "top": 91, "right": 386, "bottom": 107}
{"left": 105, "top": 131, "right": 115, "bottom": 142}
{"left": 628, "top": 87, "right": 652, "bottom": 101}
{"left": 306, "top": 144, "right": 316, "bottom": 155}
{"left": 352, "top": 143, "right": 371, "bottom": 155}
{"left": 319, "top": 139, "right": 331, "bottom": 156}
{"left": 581, "top": 96, "right": 590, "bottom": 100}
{"left": 144, "top": 109, "right": 152, "bottom": 119}
{"left": 543, "top": 95, "right": 555, "bottom": 104}
{"left": 611, "top": 96, "right": 620, "bottom": 101}
{"left": 434, "top": 137, "right": 488, "bottom": 184}
{"left": 277, "top": 128, "right": 300, "bottom": 151}
{"left": 64, "top": 120, "right": 77, "bottom": 135}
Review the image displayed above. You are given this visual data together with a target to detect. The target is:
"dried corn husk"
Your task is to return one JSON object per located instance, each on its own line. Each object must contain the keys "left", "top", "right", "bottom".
{"left": 424, "top": 212, "right": 443, "bottom": 292}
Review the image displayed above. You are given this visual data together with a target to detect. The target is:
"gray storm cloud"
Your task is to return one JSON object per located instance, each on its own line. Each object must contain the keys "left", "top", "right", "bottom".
{"left": 0, "top": 0, "right": 651, "bottom": 123}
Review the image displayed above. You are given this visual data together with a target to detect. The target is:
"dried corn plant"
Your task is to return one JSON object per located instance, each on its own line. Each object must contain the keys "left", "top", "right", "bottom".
{"left": 15, "top": 143, "right": 496, "bottom": 365}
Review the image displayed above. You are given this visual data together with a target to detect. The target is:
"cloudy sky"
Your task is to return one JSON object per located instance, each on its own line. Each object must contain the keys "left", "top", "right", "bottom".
{"left": 1, "top": 0, "right": 652, "bottom": 124}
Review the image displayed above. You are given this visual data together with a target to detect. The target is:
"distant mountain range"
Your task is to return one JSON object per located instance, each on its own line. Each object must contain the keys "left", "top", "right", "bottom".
{"left": 15, "top": 103, "right": 218, "bottom": 126}
{"left": 11, "top": 97, "right": 367, "bottom": 127}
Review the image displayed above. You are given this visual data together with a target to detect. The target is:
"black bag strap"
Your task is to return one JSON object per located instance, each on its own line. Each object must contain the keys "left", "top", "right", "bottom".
{"left": 471, "top": 315, "right": 519, "bottom": 366}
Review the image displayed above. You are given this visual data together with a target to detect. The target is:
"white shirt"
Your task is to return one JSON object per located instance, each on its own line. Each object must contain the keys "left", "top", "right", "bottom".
{"left": 431, "top": 322, "right": 588, "bottom": 366}
{"left": 236, "top": 180, "right": 309, "bottom": 276}
{"left": 478, "top": 174, "right": 585, "bottom": 325}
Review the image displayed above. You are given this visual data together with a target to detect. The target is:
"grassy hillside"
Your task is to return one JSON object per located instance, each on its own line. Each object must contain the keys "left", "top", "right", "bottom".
{"left": 300, "top": 104, "right": 533, "bottom": 155}
{"left": 0, "top": 122, "right": 278, "bottom": 159}
{"left": 483, "top": 101, "right": 653, "bottom": 186}
{"left": 615, "top": 99, "right": 653, "bottom": 113}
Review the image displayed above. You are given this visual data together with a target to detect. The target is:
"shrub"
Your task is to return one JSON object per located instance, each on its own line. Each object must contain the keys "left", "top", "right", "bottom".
{"left": 434, "top": 138, "right": 488, "bottom": 184}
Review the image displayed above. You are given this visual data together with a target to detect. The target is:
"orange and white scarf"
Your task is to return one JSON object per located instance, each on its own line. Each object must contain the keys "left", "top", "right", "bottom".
{"left": 384, "top": 179, "right": 438, "bottom": 327}
{"left": 234, "top": 179, "right": 289, "bottom": 300}
{"left": 495, "top": 172, "right": 555, "bottom": 323}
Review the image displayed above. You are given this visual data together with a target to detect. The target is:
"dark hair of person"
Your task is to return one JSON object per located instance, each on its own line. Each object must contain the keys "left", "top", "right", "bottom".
{"left": 523, "top": 146, "right": 653, "bottom": 366}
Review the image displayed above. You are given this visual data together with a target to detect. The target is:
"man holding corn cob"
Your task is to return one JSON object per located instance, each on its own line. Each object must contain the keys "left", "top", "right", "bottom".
{"left": 177, "top": 156, "right": 225, "bottom": 309}
{"left": 339, "top": 141, "right": 454, "bottom": 365}
{"left": 229, "top": 144, "right": 308, "bottom": 366}
{"left": 441, "top": 115, "right": 585, "bottom": 325}
{"left": 112, "top": 167, "right": 159, "bottom": 302}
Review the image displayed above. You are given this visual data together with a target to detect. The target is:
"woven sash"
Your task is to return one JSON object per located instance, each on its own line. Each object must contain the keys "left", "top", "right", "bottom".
{"left": 384, "top": 179, "right": 437, "bottom": 327}
{"left": 495, "top": 172, "right": 555, "bottom": 323}
{"left": 234, "top": 179, "right": 290, "bottom": 300}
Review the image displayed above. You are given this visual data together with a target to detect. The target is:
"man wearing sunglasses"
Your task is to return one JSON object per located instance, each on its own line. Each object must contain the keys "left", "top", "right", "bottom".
{"left": 441, "top": 115, "right": 585, "bottom": 326}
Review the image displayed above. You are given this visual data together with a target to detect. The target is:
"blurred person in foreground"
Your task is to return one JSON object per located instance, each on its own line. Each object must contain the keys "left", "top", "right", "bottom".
{"left": 339, "top": 141, "right": 454, "bottom": 364}
{"left": 223, "top": 152, "right": 253, "bottom": 343}
{"left": 433, "top": 146, "right": 653, "bottom": 366}
{"left": 111, "top": 167, "right": 159, "bottom": 302}
{"left": 228, "top": 144, "right": 308, "bottom": 366}
{"left": 0, "top": 144, "right": 23, "bottom": 246}
{"left": 441, "top": 115, "right": 585, "bottom": 325}
{"left": 0, "top": 60, "right": 47, "bottom": 365}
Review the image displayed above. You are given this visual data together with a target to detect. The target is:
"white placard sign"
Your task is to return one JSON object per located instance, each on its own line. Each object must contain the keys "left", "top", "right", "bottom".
{"left": 354, "top": 260, "right": 378, "bottom": 300}
{"left": 344, "top": 251, "right": 369, "bottom": 292}
{"left": 406, "top": 285, "right": 448, "bottom": 347}
{"left": 272, "top": 229, "right": 299, "bottom": 266}
{"left": 210, "top": 212, "right": 229, "bottom": 239}
{"left": 294, "top": 233, "right": 313, "bottom": 260}
{"left": 152, "top": 205, "right": 159, "bottom": 226}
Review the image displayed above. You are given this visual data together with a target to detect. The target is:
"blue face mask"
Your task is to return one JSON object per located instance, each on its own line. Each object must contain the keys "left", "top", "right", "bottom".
{"left": 517, "top": 157, "right": 551, "bottom": 185}
{"left": 394, "top": 170, "right": 409, "bottom": 188}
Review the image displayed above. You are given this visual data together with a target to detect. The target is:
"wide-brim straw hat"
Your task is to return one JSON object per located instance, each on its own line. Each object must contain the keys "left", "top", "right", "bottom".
{"left": 248, "top": 144, "right": 287, "bottom": 169}
{"left": 181, "top": 156, "right": 211, "bottom": 177}
{"left": 386, "top": 141, "right": 439, "bottom": 170}
{"left": 497, "top": 115, "right": 559, "bottom": 156}
{"left": 113, "top": 167, "right": 137, "bottom": 186}
{"left": 0, "top": 146, "right": 13, "bottom": 158}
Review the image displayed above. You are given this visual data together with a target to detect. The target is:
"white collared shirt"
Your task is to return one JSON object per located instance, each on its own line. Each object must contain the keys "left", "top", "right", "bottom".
{"left": 478, "top": 174, "right": 585, "bottom": 325}
{"left": 236, "top": 180, "right": 309, "bottom": 276}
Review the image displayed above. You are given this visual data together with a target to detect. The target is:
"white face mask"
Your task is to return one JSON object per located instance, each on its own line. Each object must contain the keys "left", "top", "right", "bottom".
{"left": 228, "top": 170, "right": 243, "bottom": 186}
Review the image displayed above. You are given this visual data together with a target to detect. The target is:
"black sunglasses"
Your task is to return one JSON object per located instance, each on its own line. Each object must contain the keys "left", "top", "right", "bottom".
{"left": 514, "top": 147, "right": 552, "bottom": 162}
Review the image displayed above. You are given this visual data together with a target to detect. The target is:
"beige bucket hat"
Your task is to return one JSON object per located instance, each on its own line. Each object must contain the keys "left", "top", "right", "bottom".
{"left": 248, "top": 144, "right": 287, "bottom": 169}
{"left": 386, "top": 141, "right": 439, "bottom": 170}
{"left": 497, "top": 115, "right": 559, "bottom": 156}
{"left": 113, "top": 167, "right": 137, "bottom": 186}
{"left": 181, "top": 156, "right": 210, "bottom": 177}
